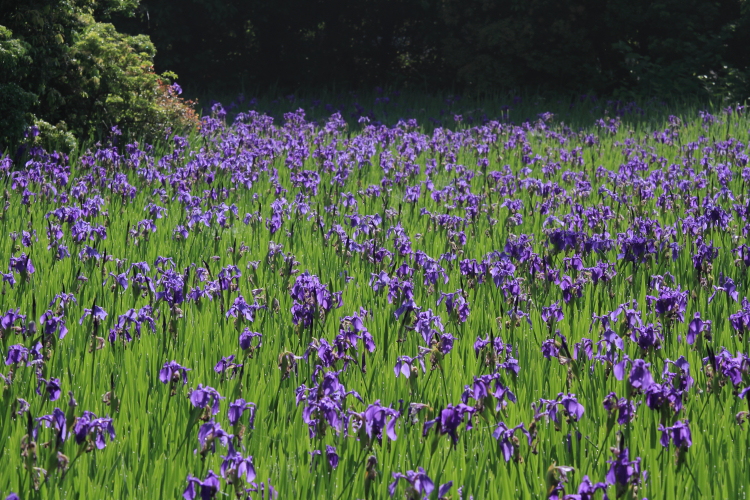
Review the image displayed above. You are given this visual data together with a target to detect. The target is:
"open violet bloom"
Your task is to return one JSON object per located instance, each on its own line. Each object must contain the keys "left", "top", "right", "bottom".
{"left": 8, "top": 253, "right": 34, "bottom": 277}
{"left": 33, "top": 408, "right": 68, "bottom": 444}
{"left": 228, "top": 399, "right": 256, "bottom": 427}
{"left": 422, "top": 404, "right": 476, "bottom": 445}
{"left": 658, "top": 419, "right": 692, "bottom": 449}
{"left": 310, "top": 445, "right": 339, "bottom": 469}
{"left": 709, "top": 273, "right": 739, "bottom": 303}
{"left": 687, "top": 312, "right": 711, "bottom": 344}
{"left": 349, "top": 400, "right": 400, "bottom": 444}
{"left": 602, "top": 392, "right": 637, "bottom": 425}
{"left": 183, "top": 470, "right": 221, "bottom": 500}
{"left": 388, "top": 467, "right": 453, "bottom": 499}
{"left": 492, "top": 421, "right": 531, "bottom": 462}
{"left": 5, "top": 344, "right": 29, "bottom": 365}
{"left": 73, "top": 411, "right": 116, "bottom": 449}
{"left": 564, "top": 476, "right": 607, "bottom": 500}
{"left": 220, "top": 442, "right": 256, "bottom": 483}
{"left": 605, "top": 447, "right": 646, "bottom": 489}
{"left": 79, "top": 305, "right": 108, "bottom": 324}
{"left": 189, "top": 385, "right": 224, "bottom": 415}
{"left": 197, "top": 420, "right": 232, "bottom": 454}
{"left": 159, "top": 361, "right": 191, "bottom": 386}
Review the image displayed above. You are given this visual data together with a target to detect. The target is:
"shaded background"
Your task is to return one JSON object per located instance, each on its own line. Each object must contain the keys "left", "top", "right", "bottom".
{"left": 112, "top": 0, "right": 750, "bottom": 98}
{"left": 2, "top": 0, "right": 750, "bottom": 151}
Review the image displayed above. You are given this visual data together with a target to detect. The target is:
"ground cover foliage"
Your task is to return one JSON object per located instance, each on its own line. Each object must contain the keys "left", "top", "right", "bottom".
{"left": 1, "top": 100, "right": 750, "bottom": 499}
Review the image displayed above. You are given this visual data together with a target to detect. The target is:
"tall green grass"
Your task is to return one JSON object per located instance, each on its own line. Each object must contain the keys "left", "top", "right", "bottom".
{"left": 0, "top": 98, "right": 748, "bottom": 500}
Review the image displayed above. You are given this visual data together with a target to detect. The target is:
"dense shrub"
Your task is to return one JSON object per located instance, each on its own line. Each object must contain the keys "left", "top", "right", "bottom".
{"left": 0, "top": 0, "right": 198, "bottom": 152}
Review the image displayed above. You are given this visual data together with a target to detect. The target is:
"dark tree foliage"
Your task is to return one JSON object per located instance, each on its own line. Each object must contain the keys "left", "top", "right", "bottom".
{"left": 114, "top": 0, "right": 446, "bottom": 92}
{"left": 115, "top": 0, "right": 750, "bottom": 98}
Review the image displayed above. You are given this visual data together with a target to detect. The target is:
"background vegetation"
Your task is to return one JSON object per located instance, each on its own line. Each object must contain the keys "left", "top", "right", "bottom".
{"left": 2, "top": 0, "right": 750, "bottom": 149}
{"left": 112, "top": 0, "right": 750, "bottom": 98}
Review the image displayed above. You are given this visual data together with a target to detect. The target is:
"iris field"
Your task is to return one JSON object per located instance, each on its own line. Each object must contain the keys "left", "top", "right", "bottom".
{"left": 1, "top": 95, "right": 750, "bottom": 499}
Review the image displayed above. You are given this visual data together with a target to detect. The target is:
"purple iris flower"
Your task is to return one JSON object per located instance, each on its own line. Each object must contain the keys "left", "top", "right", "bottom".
{"left": 413, "top": 309, "right": 444, "bottom": 345}
{"left": 109, "top": 306, "right": 156, "bottom": 343}
{"left": 605, "top": 448, "right": 645, "bottom": 488}
{"left": 296, "top": 369, "right": 362, "bottom": 438}
{"left": 394, "top": 297, "right": 420, "bottom": 319}
{"left": 422, "top": 404, "right": 475, "bottom": 444}
{"left": 663, "top": 356, "right": 694, "bottom": 391}
{"left": 325, "top": 445, "right": 339, "bottom": 469}
{"left": 541, "top": 301, "right": 564, "bottom": 324}
{"left": 145, "top": 203, "right": 167, "bottom": 219}
{"left": 687, "top": 312, "right": 711, "bottom": 344}
{"left": 645, "top": 382, "right": 674, "bottom": 411}
{"left": 8, "top": 253, "right": 34, "bottom": 277}
{"left": 290, "top": 272, "right": 342, "bottom": 326}
{"left": 437, "top": 333, "right": 455, "bottom": 355}
{"left": 461, "top": 373, "right": 516, "bottom": 411}
{"left": 388, "top": 467, "right": 434, "bottom": 498}
{"left": 38, "top": 377, "right": 62, "bottom": 401}
{"left": 79, "top": 305, "right": 108, "bottom": 324}
{"left": 542, "top": 339, "right": 560, "bottom": 359}
{"left": 154, "top": 269, "right": 185, "bottom": 305}
{"left": 394, "top": 354, "right": 427, "bottom": 378}
{"left": 336, "top": 311, "right": 376, "bottom": 353}
{"left": 492, "top": 421, "right": 531, "bottom": 462}
{"left": 602, "top": 392, "right": 636, "bottom": 424}
{"left": 691, "top": 237, "right": 719, "bottom": 270}
{"left": 214, "top": 355, "right": 243, "bottom": 378}
{"left": 228, "top": 399, "right": 256, "bottom": 427}
{"left": 197, "top": 420, "right": 232, "bottom": 454}
{"left": 189, "top": 385, "right": 224, "bottom": 415}
{"left": 658, "top": 419, "right": 692, "bottom": 448}
{"left": 39, "top": 310, "right": 68, "bottom": 339}
{"left": 226, "top": 295, "right": 263, "bottom": 322}
{"left": 548, "top": 228, "right": 584, "bottom": 253}
{"left": 2, "top": 272, "right": 16, "bottom": 288}
{"left": 437, "top": 289, "right": 470, "bottom": 323}
{"left": 709, "top": 273, "right": 739, "bottom": 303}
{"left": 573, "top": 338, "right": 595, "bottom": 361}
{"left": 239, "top": 328, "right": 262, "bottom": 351}
{"left": 220, "top": 442, "right": 256, "bottom": 483}
{"left": 5, "top": 344, "right": 28, "bottom": 365}
{"left": 183, "top": 470, "right": 221, "bottom": 500}
{"left": 79, "top": 245, "right": 101, "bottom": 261}
{"left": 33, "top": 408, "right": 68, "bottom": 444}
{"left": 159, "top": 361, "right": 191, "bottom": 385}
{"left": 705, "top": 348, "right": 749, "bottom": 386}
{"left": 109, "top": 272, "right": 129, "bottom": 290}
{"left": 21, "top": 230, "right": 35, "bottom": 247}
{"left": 646, "top": 285, "right": 688, "bottom": 322}
{"left": 1, "top": 308, "right": 25, "bottom": 332}
{"left": 48, "top": 292, "right": 77, "bottom": 309}
{"left": 564, "top": 476, "right": 607, "bottom": 500}
{"left": 617, "top": 233, "right": 656, "bottom": 263}
{"left": 614, "top": 357, "right": 653, "bottom": 391}
{"left": 630, "top": 323, "right": 662, "bottom": 351}
{"left": 369, "top": 271, "right": 390, "bottom": 293}
{"left": 558, "top": 393, "right": 585, "bottom": 421}
{"left": 350, "top": 400, "right": 400, "bottom": 444}
{"left": 734, "top": 244, "right": 750, "bottom": 267}
{"left": 73, "top": 411, "right": 116, "bottom": 449}
{"left": 729, "top": 299, "right": 750, "bottom": 336}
